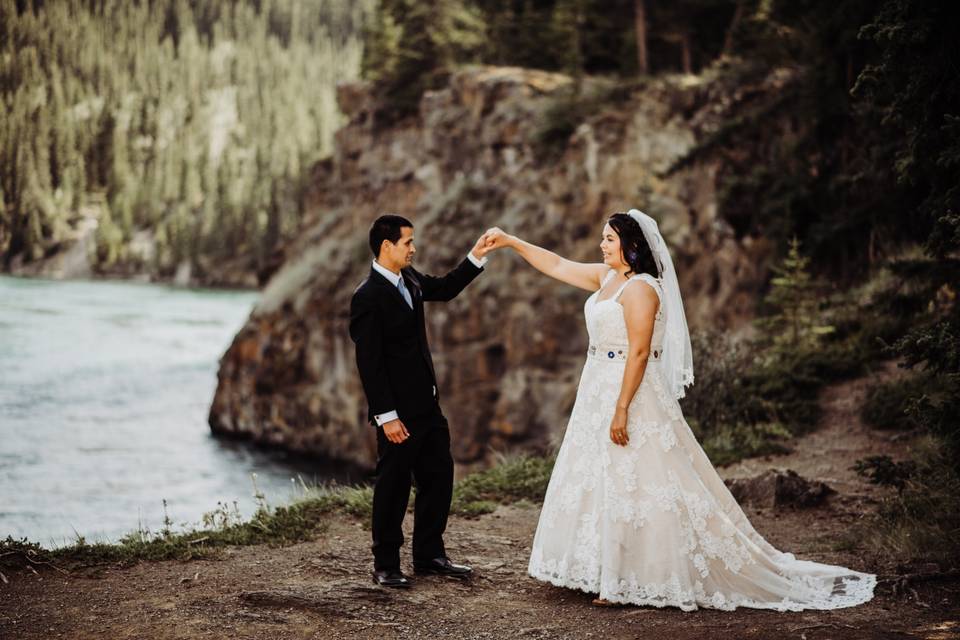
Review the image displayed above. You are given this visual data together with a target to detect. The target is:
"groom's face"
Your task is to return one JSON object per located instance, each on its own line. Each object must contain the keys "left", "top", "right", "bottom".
{"left": 383, "top": 226, "right": 416, "bottom": 268}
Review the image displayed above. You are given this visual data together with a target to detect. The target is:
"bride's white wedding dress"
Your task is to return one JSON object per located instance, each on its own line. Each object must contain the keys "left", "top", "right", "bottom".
{"left": 527, "top": 269, "right": 876, "bottom": 611}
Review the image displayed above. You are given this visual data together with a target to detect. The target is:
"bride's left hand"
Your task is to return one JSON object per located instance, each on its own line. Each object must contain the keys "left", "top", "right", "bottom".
{"left": 609, "top": 408, "right": 629, "bottom": 446}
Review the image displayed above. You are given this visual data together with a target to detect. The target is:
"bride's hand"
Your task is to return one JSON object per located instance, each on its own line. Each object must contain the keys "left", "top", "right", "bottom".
{"left": 609, "top": 408, "right": 629, "bottom": 446}
{"left": 483, "top": 227, "right": 512, "bottom": 251}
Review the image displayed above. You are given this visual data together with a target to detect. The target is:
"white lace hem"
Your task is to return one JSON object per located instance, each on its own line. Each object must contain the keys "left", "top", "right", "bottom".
{"left": 527, "top": 564, "right": 877, "bottom": 612}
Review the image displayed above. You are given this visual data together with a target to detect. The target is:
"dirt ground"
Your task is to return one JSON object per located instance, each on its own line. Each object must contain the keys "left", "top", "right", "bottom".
{"left": 3, "top": 369, "right": 959, "bottom": 640}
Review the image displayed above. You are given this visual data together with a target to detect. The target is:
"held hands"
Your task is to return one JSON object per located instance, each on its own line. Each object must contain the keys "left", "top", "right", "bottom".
{"left": 609, "top": 407, "right": 629, "bottom": 446}
{"left": 472, "top": 226, "right": 511, "bottom": 259}
{"left": 382, "top": 418, "right": 410, "bottom": 444}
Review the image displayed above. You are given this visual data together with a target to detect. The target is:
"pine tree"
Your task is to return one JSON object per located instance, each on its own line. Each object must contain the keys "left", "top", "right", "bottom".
{"left": 758, "top": 237, "right": 835, "bottom": 354}
{"left": 362, "top": 0, "right": 484, "bottom": 122}
{"left": 551, "top": 0, "right": 586, "bottom": 87}
{"left": 0, "top": 184, "right": 9, "bottom": 256}
{"left": 95, "top": 202, "right": 124, "bottom": 268}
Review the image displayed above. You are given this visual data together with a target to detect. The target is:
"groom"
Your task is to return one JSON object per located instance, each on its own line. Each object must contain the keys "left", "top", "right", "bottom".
{"left": 349, "top": 214, "right": 497, "bottom": 588}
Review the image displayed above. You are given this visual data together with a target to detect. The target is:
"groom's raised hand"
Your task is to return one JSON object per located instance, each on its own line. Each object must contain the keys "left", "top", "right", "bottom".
{"left": 482, "top": 227, "right": 509, "bottom": 251}
{"left": 472, "top": 228, "right": 503, "bottom": 259}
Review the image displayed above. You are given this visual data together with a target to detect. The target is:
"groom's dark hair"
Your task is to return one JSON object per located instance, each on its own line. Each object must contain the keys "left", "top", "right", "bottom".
{"left": 369, "top": 214, "right": 413, "bottom": 257}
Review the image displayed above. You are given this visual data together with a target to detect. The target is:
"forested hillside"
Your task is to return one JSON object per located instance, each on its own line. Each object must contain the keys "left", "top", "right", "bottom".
{"left": 0, "top": 0, "right": 369, "bottom": 285}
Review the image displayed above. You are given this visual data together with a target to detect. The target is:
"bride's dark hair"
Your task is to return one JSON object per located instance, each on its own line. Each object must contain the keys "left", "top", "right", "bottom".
{"left": 607, "top": 213, "right": 660, "bottom": 278}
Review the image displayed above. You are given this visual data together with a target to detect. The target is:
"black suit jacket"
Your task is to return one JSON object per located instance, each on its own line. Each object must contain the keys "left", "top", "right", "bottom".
{"left": 349, "top": 256, "right": 483, "bottom": 426}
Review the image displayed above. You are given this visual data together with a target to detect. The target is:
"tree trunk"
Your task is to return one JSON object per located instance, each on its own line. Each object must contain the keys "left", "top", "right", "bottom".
{"left": 634, "top": 0, "right": 648, "bottom": 75}
{"left": 681, "top": 31, "right": 692, "bottom": 74}
{"left": 723, "top": 1, "right": 744, "bottom": 55}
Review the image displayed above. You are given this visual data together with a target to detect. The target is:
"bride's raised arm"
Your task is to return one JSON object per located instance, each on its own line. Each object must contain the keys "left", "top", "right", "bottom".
{"left": 483, "top": 228, "right": 607, "bottom": 292}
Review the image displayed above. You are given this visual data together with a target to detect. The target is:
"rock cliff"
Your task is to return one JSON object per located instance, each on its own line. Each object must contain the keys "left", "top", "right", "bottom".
{"left": 209, "top": 65, "right": 781, "bottom": 469}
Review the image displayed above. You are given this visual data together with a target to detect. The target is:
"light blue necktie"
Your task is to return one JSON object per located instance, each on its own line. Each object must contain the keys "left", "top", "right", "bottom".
{"left": 397, "top": 277, "right": 413, "bottom": 309}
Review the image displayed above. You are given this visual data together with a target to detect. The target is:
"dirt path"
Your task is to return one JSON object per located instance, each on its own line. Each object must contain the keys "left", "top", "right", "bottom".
{"left": 723, "top": 362, "right": 908, "bottom": 491}
{"left": 3, "top": 369, "right": 959, "bottom": 640}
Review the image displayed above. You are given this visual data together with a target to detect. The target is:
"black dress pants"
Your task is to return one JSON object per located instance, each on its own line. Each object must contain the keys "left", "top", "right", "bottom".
{"left": 371, "top": 408, "right": 454, "bottom": 571}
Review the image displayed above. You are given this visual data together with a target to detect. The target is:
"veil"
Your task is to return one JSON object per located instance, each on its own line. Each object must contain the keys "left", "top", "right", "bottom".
{"left": 627, "top": 209, "right": 694, "bottom": 399}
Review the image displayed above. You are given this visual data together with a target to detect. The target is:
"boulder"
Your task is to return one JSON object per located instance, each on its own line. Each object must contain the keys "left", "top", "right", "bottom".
{"left": 724, "top": 469, "right": 836, "bottom": 509}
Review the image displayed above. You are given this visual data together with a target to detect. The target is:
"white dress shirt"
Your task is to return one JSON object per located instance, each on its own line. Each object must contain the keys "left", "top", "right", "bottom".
{"left": 371, "top": 251, "right": 488, "bottom": 426}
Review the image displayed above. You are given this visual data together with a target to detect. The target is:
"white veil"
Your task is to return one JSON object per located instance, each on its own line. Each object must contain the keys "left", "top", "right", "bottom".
{"left": 627, "top": 209, "right": 694, "bottom": 399}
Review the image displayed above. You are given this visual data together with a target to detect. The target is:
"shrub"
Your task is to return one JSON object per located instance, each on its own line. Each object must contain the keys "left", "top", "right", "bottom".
{"left": 853, "top": 438, "right": 960, "bottom": 564}
{"left": 532, "top": 80, "right": 637, "bottom": 161}
{"left": 852, "top": 455, "right": 916, "bottom": 491}
{"left": 683, "top": 330, "right": 776, "bottom": 466}
{"left": 861, "top": 374, "right": 928, "bottom": 431}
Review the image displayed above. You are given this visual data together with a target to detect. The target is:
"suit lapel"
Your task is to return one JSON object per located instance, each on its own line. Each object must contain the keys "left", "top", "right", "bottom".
{"left": 402, "top": 270, "right": 422, "bottom": 309}
{"left": 369, "top": 267, "right": 414, "bottom": 313}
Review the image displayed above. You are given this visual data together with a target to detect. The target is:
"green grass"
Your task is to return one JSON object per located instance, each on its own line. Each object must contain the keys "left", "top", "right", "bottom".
{"left": 450, "top": 453, "right": 555, "bottom": 516}
{"left": 0, "top": 455, "right": 554, "bottom": 572}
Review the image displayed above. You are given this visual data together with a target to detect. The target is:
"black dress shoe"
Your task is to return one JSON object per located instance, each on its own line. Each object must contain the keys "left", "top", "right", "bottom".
{"left": 372, "top": 569, "right": 412, "bottom": 588}
{"left": 412, "top": 556, "right": 473, "bottom": 579}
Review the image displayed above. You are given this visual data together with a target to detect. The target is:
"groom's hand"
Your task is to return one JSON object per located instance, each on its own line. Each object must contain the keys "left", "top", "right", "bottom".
{"left": 382, "top": 418, "right": 410, "bottom": 444}
{"left": 471, "top": 232, "right": 496, "bottom": 259}
{"left": 482, "top": 227, "right": 509, "bottom": 251}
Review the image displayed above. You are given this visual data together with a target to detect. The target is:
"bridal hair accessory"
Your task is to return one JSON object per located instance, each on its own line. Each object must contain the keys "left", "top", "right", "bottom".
{"left": 626, "top": 209, "right": 695, "bottom": 399}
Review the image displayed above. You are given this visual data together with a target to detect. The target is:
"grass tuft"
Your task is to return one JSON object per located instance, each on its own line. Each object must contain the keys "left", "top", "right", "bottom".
{"left": 1, "top": 456, "right": 556, "bottom": 572}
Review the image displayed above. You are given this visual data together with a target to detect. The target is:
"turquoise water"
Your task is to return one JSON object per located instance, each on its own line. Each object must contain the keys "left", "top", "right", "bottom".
{"left": 0, "top": 275, "right": 357, "bottom": 548}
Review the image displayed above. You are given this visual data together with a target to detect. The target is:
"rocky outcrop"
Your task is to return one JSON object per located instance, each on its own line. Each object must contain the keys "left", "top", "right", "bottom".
{"left": 209, "top": 64, "right": 785, "bottom": 469}
{"left": 724, "top": 469, "right": 835, "bottom": 509}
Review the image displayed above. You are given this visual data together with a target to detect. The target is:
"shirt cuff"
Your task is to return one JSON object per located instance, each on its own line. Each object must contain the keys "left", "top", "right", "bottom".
{"left": 374, "top": 410, "right": 399, "bottom": 426}
{"left": 467, "top": 251, "right": 488, "bottom": 269}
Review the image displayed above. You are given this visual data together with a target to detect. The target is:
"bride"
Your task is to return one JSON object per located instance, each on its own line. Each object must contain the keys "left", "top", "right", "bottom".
{"left": 482, "top": 210, "right": 876, "bottom": 611}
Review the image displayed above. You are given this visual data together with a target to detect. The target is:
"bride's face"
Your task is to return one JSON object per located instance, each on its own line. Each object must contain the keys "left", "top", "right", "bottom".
{"left": 600, "top": 223, "right": 623, "bottom": 268}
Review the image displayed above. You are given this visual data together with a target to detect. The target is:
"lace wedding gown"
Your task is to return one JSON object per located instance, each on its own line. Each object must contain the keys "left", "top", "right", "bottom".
{"left": 527, "top": 270, "right": 876, "bottom": 611}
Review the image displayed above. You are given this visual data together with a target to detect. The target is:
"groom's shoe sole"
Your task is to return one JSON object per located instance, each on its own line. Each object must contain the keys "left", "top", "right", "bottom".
{"left": 412, "top": 566, "right": 473, "bottom": 579}
{"left": 413, "top": 570, "right": 471, "bottom": 580}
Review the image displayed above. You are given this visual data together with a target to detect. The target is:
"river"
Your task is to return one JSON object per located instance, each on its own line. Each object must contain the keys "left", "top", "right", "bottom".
{"left": 0, "top": 275, "right": 361, "bottom": 548}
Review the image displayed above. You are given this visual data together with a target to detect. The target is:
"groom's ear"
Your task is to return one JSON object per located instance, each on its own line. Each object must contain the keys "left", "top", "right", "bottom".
{"left": 377, "top": 237, "right": 398, "bottom": 261}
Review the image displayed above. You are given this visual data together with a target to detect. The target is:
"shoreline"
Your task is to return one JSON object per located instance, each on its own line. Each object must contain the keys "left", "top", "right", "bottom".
{"left": 0, "top": 455, "right": 554, "bottom": 570}
{"left": 0, "top": 271, "right": 262, "bottom": 294}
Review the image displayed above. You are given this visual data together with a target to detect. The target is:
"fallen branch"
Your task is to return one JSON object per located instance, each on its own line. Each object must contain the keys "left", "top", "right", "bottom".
{"left": 889, "top": 428, "right": 924, "bottom": 443}
{"left": 0, "top": 550, "right": 69, "bottom": 576}
{"left": 881, "top": 568, "right": 960, "bottom": 597}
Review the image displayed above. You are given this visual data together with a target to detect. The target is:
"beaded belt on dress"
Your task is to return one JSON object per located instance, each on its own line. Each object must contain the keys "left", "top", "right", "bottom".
{"left": 587, "top": 344, "right": 663, "bottom": 362}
